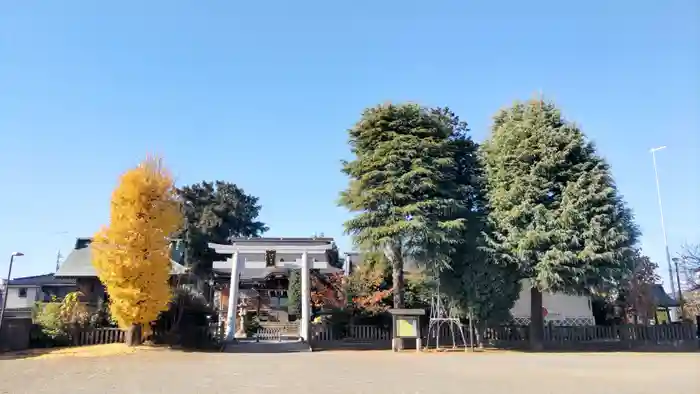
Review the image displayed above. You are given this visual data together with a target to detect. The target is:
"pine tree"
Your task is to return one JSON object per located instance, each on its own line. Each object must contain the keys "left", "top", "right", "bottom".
{"left": 480, "top": 99, "right": 639, "bottom": 350}
{"left": 92, "top": 157, "right": 183, "bottom": 346}
{"left": 340, "top": 103, "right": 467, "bottom": 308}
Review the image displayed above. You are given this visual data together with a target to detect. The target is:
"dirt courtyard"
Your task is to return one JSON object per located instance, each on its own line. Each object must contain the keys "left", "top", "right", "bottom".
{"left": 1, "top": 350, "right": 698, "bottom": 394}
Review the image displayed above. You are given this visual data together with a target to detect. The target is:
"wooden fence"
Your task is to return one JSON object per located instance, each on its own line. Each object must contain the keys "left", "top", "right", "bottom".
{"left": 76, "top": 324, "right": 221, "bottom": 347}
{"left": 311, "top": 322, "right": 699, "bottom": 351}
{"left": 78, "top": 328, "right": 125, "bottom": 346}
{"left": 312, "top": 324, "right": 391, "bottom": 346}
{"left": 480, "top": 323, "right": 698, "bottom": 344}
{"left": 75, "top": 322, "right": 698, "bottom": 351}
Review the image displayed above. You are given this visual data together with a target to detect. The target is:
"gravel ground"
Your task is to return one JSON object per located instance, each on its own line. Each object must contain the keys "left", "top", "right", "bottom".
{"left": 1, "top": 350, "right": 698, "bottom": 394}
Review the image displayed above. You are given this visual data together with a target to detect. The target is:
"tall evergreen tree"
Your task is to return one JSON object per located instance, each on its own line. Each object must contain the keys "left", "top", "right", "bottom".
{"left": 440, "top": 134, "right": 521, "bottom": 345}
{"left": 340, "top": 103, "right": 468, "bottom": 308}
{"left": 176, "top": 181, "right": 268, "bottom": 276}
{"left": 480, "top": 99, "right": 639, "bottom": 350}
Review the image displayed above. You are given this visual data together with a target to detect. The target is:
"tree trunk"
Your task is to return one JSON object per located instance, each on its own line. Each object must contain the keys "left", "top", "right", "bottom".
{"left": 383, "top": 242, "right": 404, "bottom": 309}
{"left": 384, "top": 242, "right": 404, "bottom": 351}
{"left": 529, "top": 286, "right": 544, "bottom": 351}
{"left": 479, "top": 321, "right": 488, "bottom": 349}
{"left": 475, "top": 322, "right": 485, "bottom": 349}
{"left": 125, "top": 323, "right": 143, "bottom": 347}
{"left": 392, "top": 262, "right": 405, "bottom": 309}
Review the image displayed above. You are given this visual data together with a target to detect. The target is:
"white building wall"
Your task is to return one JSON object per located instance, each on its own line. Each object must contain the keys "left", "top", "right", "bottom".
{"left": 510, "top": 279, "right": 595, "bottom": 326}
{"left": 4, "top": 287, "right": 39, "bottom": 309}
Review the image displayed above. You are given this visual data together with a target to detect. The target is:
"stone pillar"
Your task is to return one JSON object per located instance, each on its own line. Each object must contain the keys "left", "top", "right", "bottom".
{"left": 300, "top": 251, "right": 310, "bottom": 342}
{"left": 224, "top": 250, "right": 240, "bottom": 341}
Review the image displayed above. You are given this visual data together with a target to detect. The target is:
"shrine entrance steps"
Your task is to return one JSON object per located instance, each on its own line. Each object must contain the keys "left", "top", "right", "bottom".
{"left": 221, "top": 338, "right": 311, "bottom": 353}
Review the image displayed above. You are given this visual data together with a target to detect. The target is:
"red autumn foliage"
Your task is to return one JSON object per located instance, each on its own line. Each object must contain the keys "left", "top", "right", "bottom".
{"left": 311, "top": 272, "right": 346, "bottom": 309}
{"left": 347, "top": 259, "right": 393, "bottom": 313}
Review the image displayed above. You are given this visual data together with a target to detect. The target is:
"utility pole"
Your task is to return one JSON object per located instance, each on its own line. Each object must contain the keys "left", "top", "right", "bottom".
{"left": 650, "top": 146, "right": 676, "bottom": 299}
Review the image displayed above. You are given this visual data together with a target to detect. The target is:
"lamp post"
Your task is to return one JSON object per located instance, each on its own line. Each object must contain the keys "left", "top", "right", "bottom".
{"left": 0, "top": 252, "right": 25, "bottom": 338}
{"left": 650, "top": 146, "right": 676, "bottom": 299}
{"left": 671, "top": 257, "right": 684, "bottom": 306}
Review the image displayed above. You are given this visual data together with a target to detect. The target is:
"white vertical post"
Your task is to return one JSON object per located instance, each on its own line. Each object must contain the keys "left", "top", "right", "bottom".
{"left": 300, "top": 250, "right": 310, "bottom": 342}
{"left": 225, "top": 250, "right": 240, "bottom": 341}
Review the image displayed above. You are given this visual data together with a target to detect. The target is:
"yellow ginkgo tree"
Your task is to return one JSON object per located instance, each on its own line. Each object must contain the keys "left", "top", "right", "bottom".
{"left": 92, "top": 157, "right": 183, "bottom": 346}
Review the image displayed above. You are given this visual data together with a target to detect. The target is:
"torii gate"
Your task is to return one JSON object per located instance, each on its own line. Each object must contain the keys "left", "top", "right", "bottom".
{"left": 208, "top": 241, "right": 332, "bottom": 342}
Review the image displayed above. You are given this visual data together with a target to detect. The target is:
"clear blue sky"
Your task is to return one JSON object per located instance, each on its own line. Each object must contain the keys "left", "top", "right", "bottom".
{"left": 1, "top": 1, "right": 698, "bottom": 292}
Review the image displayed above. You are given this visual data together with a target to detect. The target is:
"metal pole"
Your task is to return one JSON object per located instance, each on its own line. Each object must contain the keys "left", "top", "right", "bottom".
{"left": 674, "top": 258, "right": 684, "bottom": 309}
{"left": 650, "top": 146, "right": 676, "bottom": 299}
{"left": 0, "top": 255, "right": 16, "bottom": 338}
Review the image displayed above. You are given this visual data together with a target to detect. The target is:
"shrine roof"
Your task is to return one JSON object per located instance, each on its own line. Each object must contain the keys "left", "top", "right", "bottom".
{"left": 214, "top": 266, "right": 342, "bottom": 281}
{"left": 228, "top": 237, "right": 335, "bottom": 245}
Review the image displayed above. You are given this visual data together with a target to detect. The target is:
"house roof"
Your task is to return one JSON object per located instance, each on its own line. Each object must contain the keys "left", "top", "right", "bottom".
{"left": 7, "top": 274, "right": 76, "bottom": 287}
{"left": 650, "top": 284, "right": 680, "bottom": 308}
{"left": 55, "top": 238, "right": 188, "bottom": 278}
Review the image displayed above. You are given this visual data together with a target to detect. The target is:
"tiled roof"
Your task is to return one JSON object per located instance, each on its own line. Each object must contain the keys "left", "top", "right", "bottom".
{"left": 55, "top": 238, "right": 187, "bottom": 278}
{"left": 7, "top": 274, "right": 76, "bottom": 287}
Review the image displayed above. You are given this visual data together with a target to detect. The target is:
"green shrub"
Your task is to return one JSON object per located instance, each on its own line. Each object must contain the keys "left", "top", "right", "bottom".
{"left": 244, "top": 315, "right": 261, "bottom": 337}
{"left": 31, "top": 292, "right": 100, "bottom": 347}
{"left": 32, "top": 301, "right": 70, "bottom": 345}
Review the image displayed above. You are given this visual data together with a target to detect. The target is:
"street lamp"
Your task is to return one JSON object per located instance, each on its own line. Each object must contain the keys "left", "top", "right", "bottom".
{"left": 0, "top": 252, "right": 25, "bottom": 338}
{"left": 650, "top": 146, "right": 676, "bottom": 299}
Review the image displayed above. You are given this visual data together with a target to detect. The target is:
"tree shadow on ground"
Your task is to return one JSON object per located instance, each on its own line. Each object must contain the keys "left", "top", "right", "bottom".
{"left": 0, "top": 343, "right": 142, "bottom": 360}
{"left": 0, "top": 348, "right": 54, "bottom": 360}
